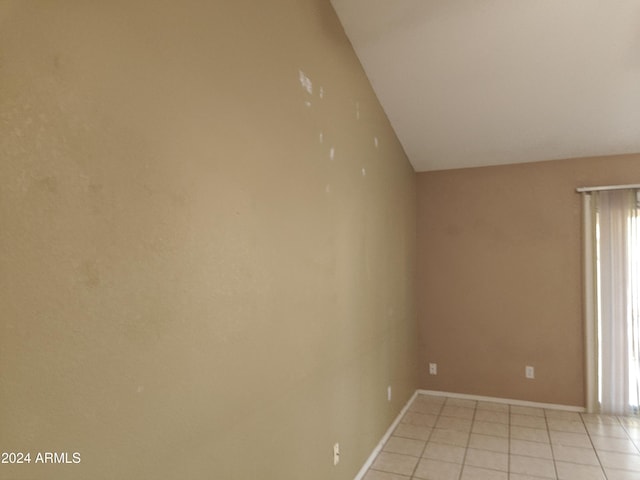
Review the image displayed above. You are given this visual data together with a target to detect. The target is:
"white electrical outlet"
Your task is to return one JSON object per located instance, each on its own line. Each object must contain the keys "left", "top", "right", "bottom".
{"left": 333, "top": 443, "right": 340, "bottom": 466}
{"left": 429, "top": 363, "right": 438, "bottom": 375}
{"left": 525, "top": 365, "right": 535, "bottom": 379}
{"left": 387, "top": 385, "right": 392, "bottom": 402}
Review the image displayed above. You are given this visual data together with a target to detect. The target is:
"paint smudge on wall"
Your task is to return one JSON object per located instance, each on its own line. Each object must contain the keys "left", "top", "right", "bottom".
{"left": 319, "top": 131, "right": 324, "bottom": 144}
{"left": 37, "top": 176, "right": 58, "bottom": 193}
{"left": 355, "top": 101, "right": 360, "bottom": 120}
{"left": 78, "top": 259, "right": 101, "bottom": 288}
{"left": 298, "top": 70, "right": 313, "bottom": 95}
{"left": 325, "top": 184, "right": 332, "bottom": 194}
{"left": 319, "top": 87, "right": 324, "bottom": 99}
{"left": 329, "top": 147, "right": 335, "bottom": 160}
{"left": 305, "top": 100, "right": 312, "bottom": 108}
{"left": 374, "top": 137, "right": 379, "bottom": 148}
{"left": 361, "top": 168, "right": 366, "bottom": 176}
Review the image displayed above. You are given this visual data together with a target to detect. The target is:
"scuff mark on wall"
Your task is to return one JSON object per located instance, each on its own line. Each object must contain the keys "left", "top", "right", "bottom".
{"left": 36, "top": 175, "right": 58, "bottom": 193}
{"left": 77, "top": 259, "right": 101, "bottom": 288}
{"left": 329, "top": 147, "right": 335, "bottom": 160}
{"left": 374, "top": 136, "right": 379, "bottom": 149}
{"left": 298, "top": 70, "right": 313, "bottom": 95}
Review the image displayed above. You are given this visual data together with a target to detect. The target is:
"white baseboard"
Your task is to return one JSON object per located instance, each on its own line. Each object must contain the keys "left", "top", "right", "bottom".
{"left": 353, "top": 389, "right": 585, "bottom": 479}
{"left": 352, "top": 390, "right": 419, "bottom": 480}
{"left": 418, "top": 389, "right": 586, "bottom": 413}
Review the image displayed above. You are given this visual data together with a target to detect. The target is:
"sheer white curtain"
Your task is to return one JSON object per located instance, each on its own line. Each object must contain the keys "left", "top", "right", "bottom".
{"left": 584, "top": 189, "right": 640, "bottom": 415}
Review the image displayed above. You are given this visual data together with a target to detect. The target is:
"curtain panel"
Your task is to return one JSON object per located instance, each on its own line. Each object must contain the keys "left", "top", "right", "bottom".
{"left": 584, "top": 189, "right": 640, "bottom": 415}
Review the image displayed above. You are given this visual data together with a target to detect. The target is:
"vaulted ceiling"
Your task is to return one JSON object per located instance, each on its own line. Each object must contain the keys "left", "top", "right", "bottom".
{"left": 330, "top": 0, "right": 640, "bottom": 172}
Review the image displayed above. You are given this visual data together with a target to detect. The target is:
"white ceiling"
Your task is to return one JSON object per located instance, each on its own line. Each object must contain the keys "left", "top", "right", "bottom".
{"left": 330, "top": 0, "right": 640, "bottom": 172}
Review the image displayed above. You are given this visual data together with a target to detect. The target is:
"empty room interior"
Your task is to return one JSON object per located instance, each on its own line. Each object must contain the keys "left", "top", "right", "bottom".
{"left": 3, "top": 1, "right": 640, "bottom": 479}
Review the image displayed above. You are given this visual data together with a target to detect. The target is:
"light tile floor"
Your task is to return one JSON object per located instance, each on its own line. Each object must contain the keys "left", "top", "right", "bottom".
{"left": 363, "top": 394, "right": 640, "bottom": 480}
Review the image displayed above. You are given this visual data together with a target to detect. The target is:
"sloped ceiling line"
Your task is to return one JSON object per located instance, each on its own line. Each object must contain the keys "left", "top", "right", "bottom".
{"left": 331, "top": 0, "right": 640, "bottom": 172}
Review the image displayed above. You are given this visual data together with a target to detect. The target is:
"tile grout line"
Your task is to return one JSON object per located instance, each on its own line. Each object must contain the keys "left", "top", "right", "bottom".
{"left": 363, "top": 395, "right": 640, "bottom": 480}
{"left": 507, "top": 403, "right": 511, "bottom": 479}
{"left": 359, "top": 390, "right": 424, "bottom": 479}
{"left": 618, "top": 414, "right": 640, "bottom": 456}
{"left": 408, "top": 395, "right": 445, "bottom": 479}
{"left": 543, "top": 408, "right": 560, "bottom": 480}
{"left": 580, "top": 411, "right": 615, "bottom": 480}
{"left": 454, "top": 398, "right": 478, "bottom": 480}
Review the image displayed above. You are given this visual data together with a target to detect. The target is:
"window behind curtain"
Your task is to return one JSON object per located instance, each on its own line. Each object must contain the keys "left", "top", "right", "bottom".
{"left": 586, "top": 189, "right": 640, "bottom": 415}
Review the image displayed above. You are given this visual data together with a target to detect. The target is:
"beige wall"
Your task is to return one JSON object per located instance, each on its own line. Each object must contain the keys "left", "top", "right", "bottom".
{"left": 417, "top": 154, "right": 640, "bottom": 407}
{"left": 0, "top": 1, "right": 418, "bottom": 479}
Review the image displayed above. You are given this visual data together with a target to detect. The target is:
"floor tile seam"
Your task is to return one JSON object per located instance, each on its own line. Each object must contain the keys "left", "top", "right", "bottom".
{"left": 510, "top": 411, "right": 546, "bottom": 419}
{"left": 367, "top": 467, "right": 411, "bottom": 479}
{"left": 399, "top": 421, "right": 436, "bottom": 428}
{"left": 593, "top": 447, "right": 640, "bottom": 471}
{"left": 439, "top": 413, "right": 475, "bottom": 420}
{"left": 551, "top": 457, "right": 603, "bottom": 468}
{"left": 511, "top": 423, "right": 549, "bottom": 431}
{"left": 419, "top": 456, "right": 464, "bottom": 466}
{"left": 578, "top": 408, "right": 610, "bottom": 477}
{"left": 437, "top": 420, "right": 474, "bottom": 429}
{"left": 407, "top": 407, "right": 441, "bottom": 416}
{"left": 414, "top": 397, "right": 446, "bottom": 404}
{"left": 545, "top": 421, "right": 584, "bottom": 429}
{"left": 551, "top": 443, "right": 600, "bottom": 452}
{"left": 474, "top": 417, "right": 509, "bottom": 425}
{"left": 407, "top": 397, "right": 445, "bottom": 479}
{"left": 378, "top": 451, "right": 421, "bottom": 460}
{"left": 368, "top": 465, "right": 412, "bottom": 477}
{"left": 547, "top": 428, "right": 588, "bottom": 434}
{"left": 365, "top": 396, "right": 640, "bottom": 480}
{"left": 599, "top": 449, "right": 640, "bottom": 460}
{"left": 387, "top": 439, "right": 472, "bottom": 459}
{"left": 620, "top": 424, "right": 640, "bottom": 454}
{"left": 509, "top": 456, "right": 559, "bottom": 480}
{"left": 507, "top": 403, "right": 512, "bottom": 479}
{"left": 507, "top": 474, "right": 553, "bottom": 480}
{"left": 392, "top": 433, "right": 432, "bottom": 442}
{"left": 464, "top": 445, "right": 510, "bottom": 472}
{"left": 460, "top": 460, "right": 509, "bottom": 474}
{"left": 459, "top": 446, "right": 506, "bottom": 455}
{"left": 604, "top": 465, "right": 640, "bottom": 474}
{"left": 581, "top": 412, "right": 623, "bottom": 426}
{"left": 510, "top": 421, "right": 549, "bottom": 430}
{"left": 472, "top": 418, "right": 510, "bottom": 426}
{"left": 507, "top": 451, "right": 553, "bottom": 461}
{"left": 510, "top": 435, "right": 552, "bottom": 445}
{"left": 543, "top": 406, "right": 560, "bottom": 480}
{"left": 456, "top": 401, "right": 479, "bottom": 480}
{"left": 476, "top": 407, "right": 509, "bottom": 414}
{"left": 589, "top": 432, "right": 636, "bottom": 441}
{"left": 434, "top": 426, "right": 473, "bottom": 434}
{"left": 510, "top": 419, "right": 549, "bottom": 427}
{"left": 594, "top": 446, "right": 640, "bottom": 455}
{"left": 381, "top": 449, "right": 424, "bottom": 460}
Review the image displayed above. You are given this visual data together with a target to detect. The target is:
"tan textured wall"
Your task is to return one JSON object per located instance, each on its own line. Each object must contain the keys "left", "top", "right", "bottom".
{"left": 417, "top": 154, "right": 640, "bottom": 407}
{"left": 0, "top": 2, "right": 418, "bottom": 479}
